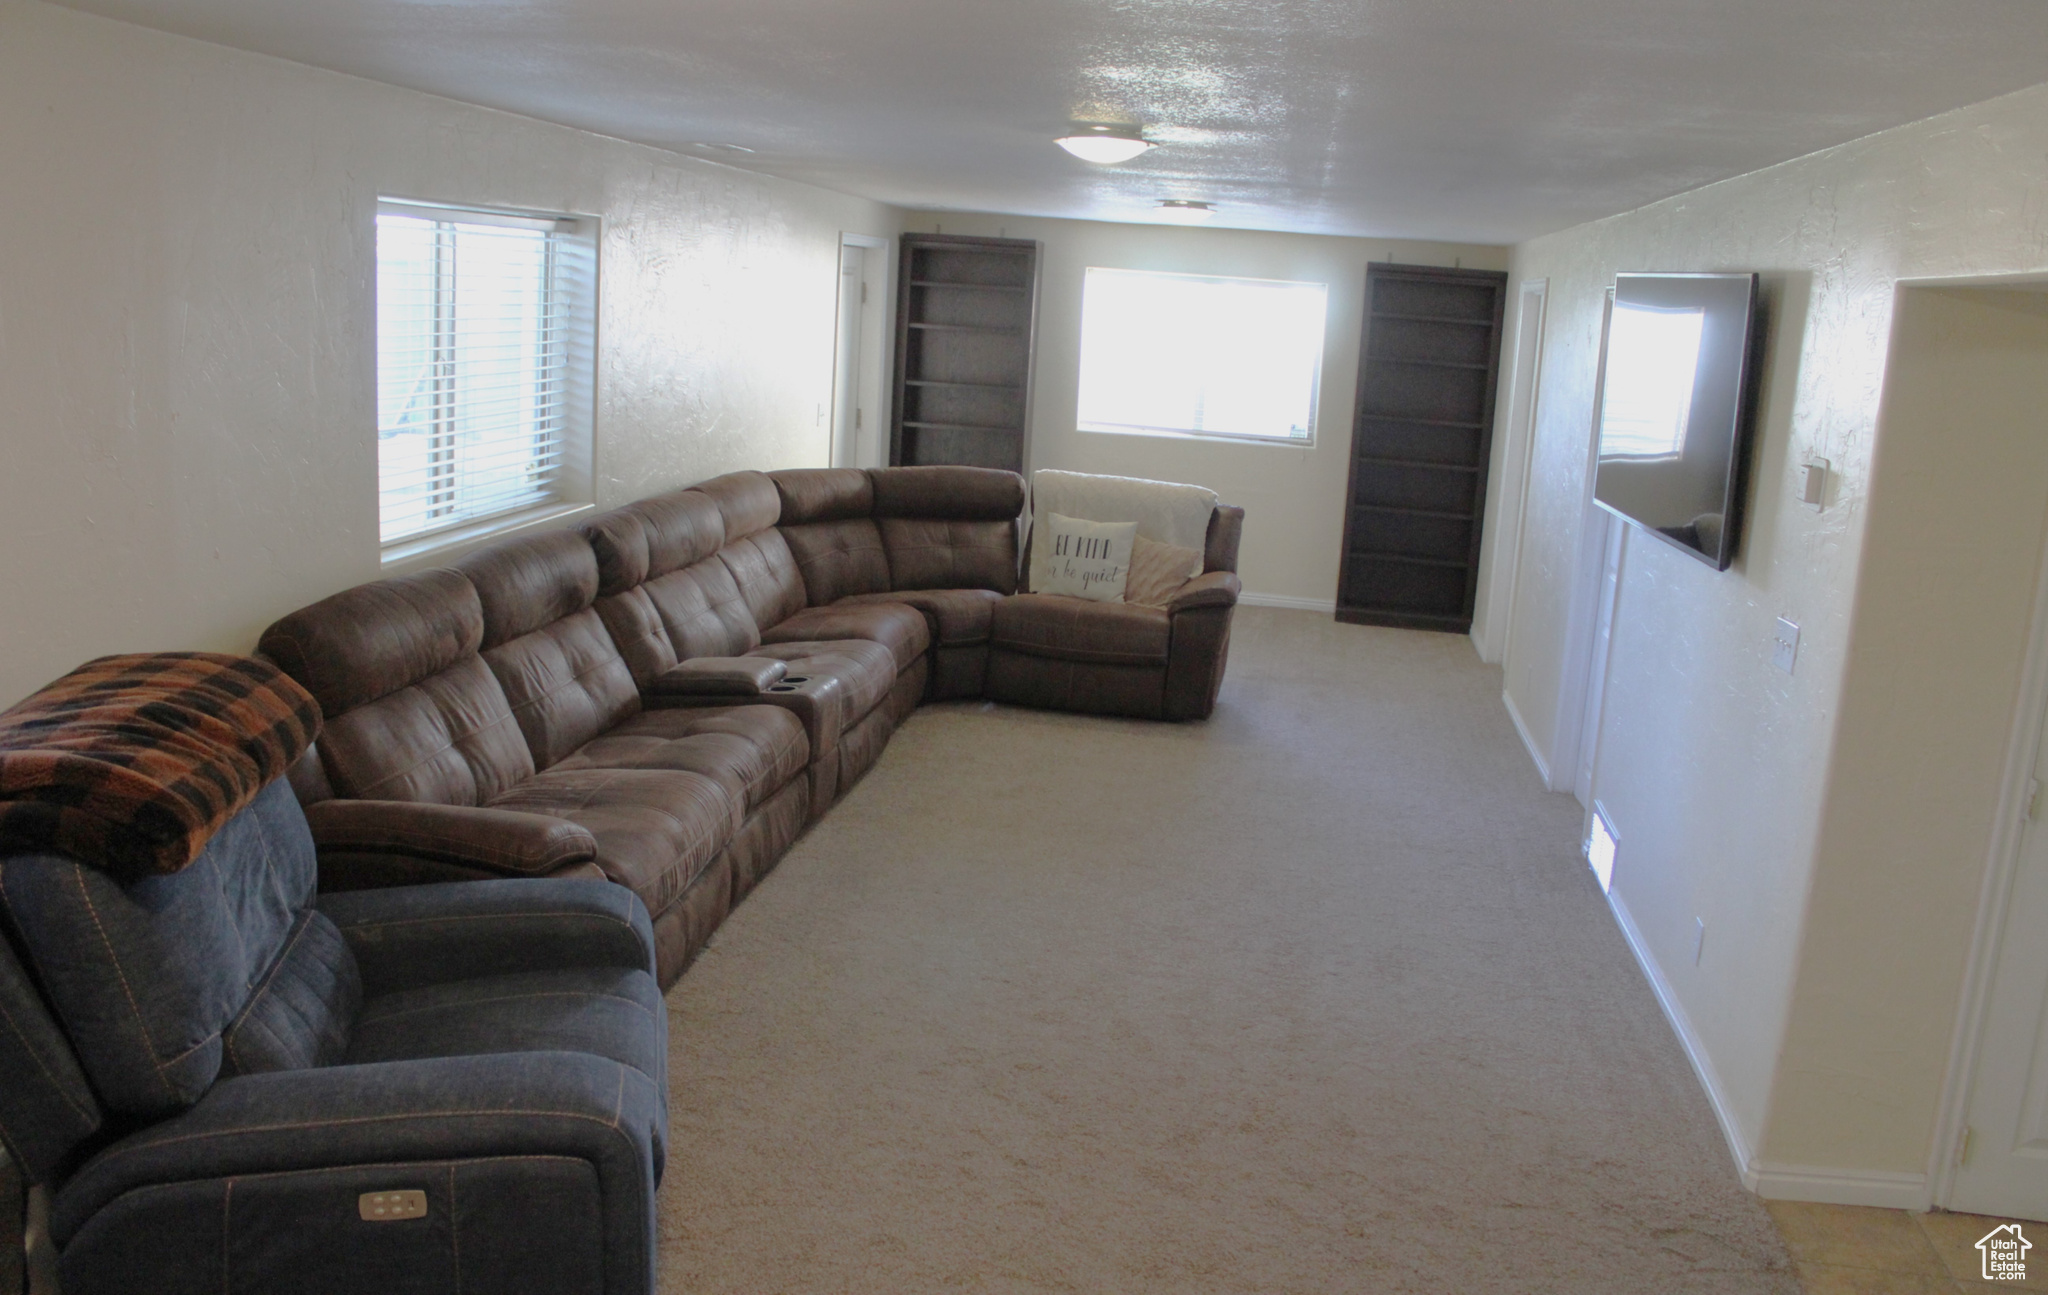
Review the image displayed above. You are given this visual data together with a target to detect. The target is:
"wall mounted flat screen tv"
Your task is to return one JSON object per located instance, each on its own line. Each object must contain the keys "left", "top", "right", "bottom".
{"left": 1593, "top": 272, "right": 1764, "bottom": 571}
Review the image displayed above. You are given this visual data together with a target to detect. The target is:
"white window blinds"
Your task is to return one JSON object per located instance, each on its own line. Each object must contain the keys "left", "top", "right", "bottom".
{"left": 375, "top": 204, "right": 593, "bottom": 547}
{"left": 1076, "top": 267, "right": 1328, "bottom": 445}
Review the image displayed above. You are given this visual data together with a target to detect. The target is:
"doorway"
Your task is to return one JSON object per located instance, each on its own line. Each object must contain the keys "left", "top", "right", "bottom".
{"left": 831, "top": 234, "right": 889, "bottom": 469}
{"left": 1898, "top": 282, "right": 2048, "bottom": 1221}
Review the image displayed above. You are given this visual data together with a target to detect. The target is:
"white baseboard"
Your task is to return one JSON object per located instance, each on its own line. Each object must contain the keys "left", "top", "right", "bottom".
{"left": 1501, "top": 688, "right": 1551, "bottom": 786}
{"left": 1239, "top": 592, "right": 1337, "bottom": 613}
{"left": 1606, "top": 890, "right": 1759, "bottom": 1179}
{"left": 1604, "top": 890, "right": 1932, "bottom": 1210}
{"left": 1747, "top": 1163, "right": 1929, "bottom": 1209}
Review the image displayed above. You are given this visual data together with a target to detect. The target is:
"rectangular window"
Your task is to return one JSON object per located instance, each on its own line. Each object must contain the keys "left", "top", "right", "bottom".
{"left": 1076, "top": 267, "right": 1328, "bottom": 445}
{"left": 375, "top": 200, "right": 596, "bottom": 556}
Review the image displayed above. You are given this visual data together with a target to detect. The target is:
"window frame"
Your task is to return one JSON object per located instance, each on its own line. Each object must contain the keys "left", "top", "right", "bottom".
{"left": 373, "top": 197, "right": 600, "bottom": 567}
{"left": 1073, "top": 266, "right": 1329, "bottom": 449}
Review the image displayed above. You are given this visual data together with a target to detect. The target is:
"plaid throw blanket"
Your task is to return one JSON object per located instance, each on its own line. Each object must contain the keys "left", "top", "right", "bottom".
{"left": 0, "top": 653, "right": 321, "bottom": 880}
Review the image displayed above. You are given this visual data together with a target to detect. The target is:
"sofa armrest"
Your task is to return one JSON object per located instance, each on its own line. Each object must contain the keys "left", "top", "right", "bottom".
{"left": 303, "top": 800, "right": 596, "bottom": 878}
{"left": 50, "top": 1052, "right": 662, "bottom": 1291}
{"left": 1168, "top": 570, "right": 1241, "bottom": 614}
{"left": 646, "top": 656, "right": 787, "bottom": 698}
{"left": 317, "top": 878, "right": 656, "bottom": 995}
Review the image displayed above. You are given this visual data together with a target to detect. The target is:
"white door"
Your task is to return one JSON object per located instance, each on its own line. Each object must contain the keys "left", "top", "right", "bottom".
{"left": 1953, "top": 725, "right": 2048, "bottom": 1220}
{"left": 830, "top": 244, "right": 868, "bottom": 469}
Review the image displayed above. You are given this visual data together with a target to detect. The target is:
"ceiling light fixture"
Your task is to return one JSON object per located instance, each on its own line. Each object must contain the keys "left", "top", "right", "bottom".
{"left": 1153, "top": 199, "right": 1215, "bottom": 224}
{"left": 1055, "top": 124, "right": 1154, "bottom": 164}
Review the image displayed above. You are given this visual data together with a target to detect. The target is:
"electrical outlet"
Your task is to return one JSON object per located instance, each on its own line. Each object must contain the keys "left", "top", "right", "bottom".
{"left": 1694, "top": 918, "right": 1706, "bottom": 965}
{"left": 1772, "top": 618, "right": 1800, "bottom": 674}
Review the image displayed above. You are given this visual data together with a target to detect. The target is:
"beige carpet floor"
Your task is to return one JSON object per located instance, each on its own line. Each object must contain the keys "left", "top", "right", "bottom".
{"left": 656, "top": 608, "right": 1799, "bottom": 1294}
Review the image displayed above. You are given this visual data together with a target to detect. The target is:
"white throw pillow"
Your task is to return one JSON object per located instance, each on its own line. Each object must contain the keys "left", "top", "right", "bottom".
{"left": 1036, "top": 513, "right": 1136, "bottom": 602}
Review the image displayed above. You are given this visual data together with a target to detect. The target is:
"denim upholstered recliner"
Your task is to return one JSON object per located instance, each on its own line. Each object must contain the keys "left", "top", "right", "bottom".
{"left": 0, "top": 660, "right": 669, "bottom": 1294}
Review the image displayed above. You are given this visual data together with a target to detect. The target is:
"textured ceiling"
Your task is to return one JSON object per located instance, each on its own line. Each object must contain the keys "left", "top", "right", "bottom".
{"left": 51, "top": 0, "right": 2048, "bottom": 242}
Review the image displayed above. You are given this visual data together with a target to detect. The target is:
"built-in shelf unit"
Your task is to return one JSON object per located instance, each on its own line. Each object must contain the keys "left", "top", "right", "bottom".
{"left": 890, "top": 234, "right": 1040, "bottom": 472}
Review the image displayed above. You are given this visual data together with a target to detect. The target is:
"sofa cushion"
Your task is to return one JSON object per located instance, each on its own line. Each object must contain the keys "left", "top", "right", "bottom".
{"left": 317, "top": 655, "right": 536, "bottom": 805}
{"left": 459, "top": 531, "right": 604, "bottom": 650}
{"left": 633, "top": 490, "right": 728, "bottom": 581}
{"left": 772, "top": 468, "right": 874, "bottom": 524}
{"left": 592, "top": 586, "right": 678, "bottom": 688}
{"left": 579, "top": 506, "right": 652, "bottom": 596}
{"left": 693, "top": 471, "right": 782, "bottom": 544}
{"left": 640, "top": 554, "right": 763, "bottom": 660}
{"left": 990, "top": 595, "right": 1171, "bottom": 666}
{"left": 0, "top": 780, "right": 331, "bottom": 1116}
{"left": 549, "top": 705, "right": 809, "bottom": 814}
{"left": 869, "top": 465, "right": 1024, "bottom": 520}
{"left": 719, "top": 529, "right": 810, "bottom": 633}
{"left": 779, "top": 518, "right": 891, "bottom": 606}
{"left": 760, "top": 603, "right": 930, "bottom": 674}
{"left": 457, "top": 533, "right": 642, "bottom": 771}
{"left": 837, "top": 588, "right": 1004, "bottom": 647}
{"left": 488, "top": 768, "right": 736, "bottom": 919}
{"left": 879, "top": 518, "right": 1019, "bottom": 594}
{"left": 260, "top": 568, "right": 483, "bottom": 717}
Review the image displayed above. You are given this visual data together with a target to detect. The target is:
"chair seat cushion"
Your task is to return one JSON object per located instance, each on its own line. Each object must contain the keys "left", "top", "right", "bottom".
{"left": 759, "top": 603, "right": 929, "bottom": 673}
{"left": 835, "top": 588, "right": 1004, "bottom": 647}
{"left": 487, "top": 769, "right": 736, "bottom": 920}
{"left": 990, "top": 595, "right": 1172, "bottom": 666}
{"left": 548, "top": 705, "right": 809, "bottom": 813}
{"left": 344, "top": 965, "right": 668, "bottom": 1163}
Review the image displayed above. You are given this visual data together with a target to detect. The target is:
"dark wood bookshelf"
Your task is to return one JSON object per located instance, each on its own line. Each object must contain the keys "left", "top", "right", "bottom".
{"left": 890, "top": 234, "right": 1040, "bottom": 472}
{"left": 1335, "top": 263, "right": 1509, "bottom": 633}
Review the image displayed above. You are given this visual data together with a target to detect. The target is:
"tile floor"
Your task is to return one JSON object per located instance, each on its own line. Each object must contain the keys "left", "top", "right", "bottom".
{"left": 1769, "top": 1202, "right": 2039, "bottom": 1292}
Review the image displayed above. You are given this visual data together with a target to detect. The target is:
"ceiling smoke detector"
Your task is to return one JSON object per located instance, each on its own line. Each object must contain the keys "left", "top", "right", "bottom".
{"left": 1153, "top": 199, "right": 1215, "bottom": 224}
{"left": 1055, "top": 124, "right": 1154, "bottom": 164}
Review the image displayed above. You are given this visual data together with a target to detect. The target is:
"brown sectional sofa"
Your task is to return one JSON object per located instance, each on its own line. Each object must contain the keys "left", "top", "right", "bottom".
{"left": 258, "top": 465, "right": 1243, "bottom": 987}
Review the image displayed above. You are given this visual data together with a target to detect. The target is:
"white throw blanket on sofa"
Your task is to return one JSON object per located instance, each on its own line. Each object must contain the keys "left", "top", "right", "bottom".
{"left": 1028, "top": 469, "right": 1217, "bottom": 592}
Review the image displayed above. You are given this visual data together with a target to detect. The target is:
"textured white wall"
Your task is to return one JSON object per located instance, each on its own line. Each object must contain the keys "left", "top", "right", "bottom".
{"left": 1492, "top": 81, "right": 2048, "bottom": 1186}
{"left": 0, "top": 0, "right": 900, "bottom": 708}
{"left": 901, "top": 213, "right": 1508, "bottom": 606}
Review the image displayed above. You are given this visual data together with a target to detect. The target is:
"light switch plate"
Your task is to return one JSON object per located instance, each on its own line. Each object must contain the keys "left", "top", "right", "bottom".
{"left": 1772, "top": 617, "right": 1800, "bottom": 674}
{"left": 1801, "top": 458, "right": 1830, "bottom": 509}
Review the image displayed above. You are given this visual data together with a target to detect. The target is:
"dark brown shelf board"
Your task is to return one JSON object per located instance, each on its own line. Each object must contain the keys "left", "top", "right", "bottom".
{"left": 904, "top": 379, "right": 1023, "bottom": 391}
{"left": 907, "top": 322, "right": 1022, "bottom": 335}
{"left": 1364, "top": 355, "right": 1492, "bottom": 372}
{"left": 911, "top": 279, "right": 1030, "bottom": 293}
{"left": 901, "top": 421, "right": 1023, "bottom": 432}
{"left": 1352, "top": 503, "right": 1473, "bottom": 520}
{"left": 1346, "top": 551, "right": 1471, "bottom": 571}
{"left": 1335, "top": 607, "right": 1472, "bottom": 634}
{"left": 1356, "top": 415, "right": 1487, "bottom": 430}
{"left": 1368, "top": 311, "right": 1495, "bottom": 326}
{"left": 1354, "top": 454, "right": 1481, "bottom": 472}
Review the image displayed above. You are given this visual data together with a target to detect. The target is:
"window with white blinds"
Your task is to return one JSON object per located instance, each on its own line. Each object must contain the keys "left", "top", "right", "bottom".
{"left": 375, "top": 202, "right": 596, "bottom": 550}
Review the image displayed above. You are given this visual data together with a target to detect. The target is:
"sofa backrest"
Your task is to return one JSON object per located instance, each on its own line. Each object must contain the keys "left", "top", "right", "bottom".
{"left": 772, "top": 468, "right": 892, "bottom": 606}
{"left": 0, "top": 780, "right": 359, "bottom": 1123}
{"left": 869, "top": 466, "right": 1024, "bottom": 595}
{"left": 259, "top": 570, "right": 535, "bottom": 804}
{"left": 456, "top": 530, "right": 641, "bottom": 771}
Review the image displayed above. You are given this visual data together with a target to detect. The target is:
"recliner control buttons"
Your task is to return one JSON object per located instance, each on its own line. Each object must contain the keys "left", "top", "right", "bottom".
{"left": 359, "top": 1190, "right": 428, "bottom": 1221}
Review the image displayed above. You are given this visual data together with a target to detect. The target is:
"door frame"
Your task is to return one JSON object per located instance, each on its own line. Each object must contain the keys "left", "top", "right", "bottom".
{"left": 831, "top": 233, "right": 892, "bottom": 469}
{"left": 1541, "top": 287, "right": 1618, "bottom": 795}
{"left": 1478, "top": 277, "right": 1548, "bottom": 666}
{"left": 1930, "top": 421, "right": 2048, "bottom": 1209}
